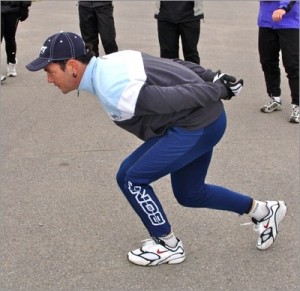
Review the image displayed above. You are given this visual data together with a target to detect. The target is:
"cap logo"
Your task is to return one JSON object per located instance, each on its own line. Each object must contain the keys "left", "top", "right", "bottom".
{"left": 40, "top": 46, "right": 48, "bottom": 54}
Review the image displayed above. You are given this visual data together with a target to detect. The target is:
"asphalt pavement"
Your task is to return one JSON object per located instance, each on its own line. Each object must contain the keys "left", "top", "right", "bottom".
{"left": 0, "top": 1, "right": 299, "bottom": 290}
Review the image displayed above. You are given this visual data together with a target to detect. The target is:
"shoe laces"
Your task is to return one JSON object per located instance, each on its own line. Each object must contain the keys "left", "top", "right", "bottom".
{"left": 141, "top": 238, "right": 157, "bottom": 247}
{"left": 240, "top": 221, "right": 261, "bottom": 233}
{"left": 292, "top": 105, "right": 299, "bottom": 116}
{"left": 265, "top": 98, "right": 280, "bottom": 107}
{"left": 7, "top": 65, "right": 16, "bottom": 75}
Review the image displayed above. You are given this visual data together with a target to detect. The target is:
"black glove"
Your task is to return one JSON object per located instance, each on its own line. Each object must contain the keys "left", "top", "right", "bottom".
{"left": 19, "top": 8, "right": 29, "bottom": 22}
{"left": 213, "top": 72, "right": 244, "bottom": 100}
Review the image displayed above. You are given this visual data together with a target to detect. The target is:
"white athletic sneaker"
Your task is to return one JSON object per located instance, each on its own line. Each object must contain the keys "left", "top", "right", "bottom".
{"left": 260, "top": 97, "right": 282, "bottom": 113}
{"left": 1, "top": 75, "right": 6, "bottom": 82}
{"left": 252, "top": 201, "right": 287, "bottom": 250}
{"left": 128, "top": 237, "right": 186, "bottom": 266}
{"left": 289, "top": 105, "right": 299, "bottom": 123}
{"left": 7, "top": 62, "right": 17, "bottom": 77}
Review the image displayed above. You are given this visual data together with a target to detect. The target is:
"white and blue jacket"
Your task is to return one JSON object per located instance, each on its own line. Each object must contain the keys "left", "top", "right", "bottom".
{"left": 78, "top": 50, "right": 227, "bottom": 140}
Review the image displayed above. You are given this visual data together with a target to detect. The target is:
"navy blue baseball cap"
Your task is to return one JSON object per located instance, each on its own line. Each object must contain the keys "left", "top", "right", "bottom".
{"left": 26, "top": 31, "right": 88, "bottom": 71}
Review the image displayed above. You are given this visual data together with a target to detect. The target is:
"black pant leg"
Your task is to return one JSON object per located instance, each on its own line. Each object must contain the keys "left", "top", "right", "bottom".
{"left": 279, "top": 29, "right": 299, "bottom": 105}
{"left": 95, "top": 4, "right": 118, "bottom": 55}
{"left": 258, "top": 27, "right": 281, "bottom": 97}
{"left": 180, "top": 20, "right": 200, "bottom": 64}
{"left": 78, "top": 5, "right": 100, "bottom": 56}
{"left": 157, "top": 21, "right": 180, "bottom": 59}
{"left": 2, "top": 13, "right": 19, "bottom": 64}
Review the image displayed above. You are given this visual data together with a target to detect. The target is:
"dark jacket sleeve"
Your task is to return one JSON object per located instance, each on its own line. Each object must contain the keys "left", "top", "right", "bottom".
{"left": 171, "top": 59, "right": 217, "bottom": 82}
{"left": 135, "top": 81, "right": 227, "bottom": 115}
{"left": 279, "top": 1, "right": 296, "bottom": 12}
{"left": 21, "top": 1, "right": 32, "bottom": 8}
{"left": 19, "top": 1, "right": 31, "bottom": 21}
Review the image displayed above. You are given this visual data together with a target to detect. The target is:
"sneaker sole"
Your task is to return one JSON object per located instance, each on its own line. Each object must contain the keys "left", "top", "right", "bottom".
{"left": 128, "top": 251, "right": 186, "bottom": 266}
{"left": 289, "top": 118, "right": 299, "bottom": 124}
{"left": 260, "top": 107, "right": 282, "bottom": 113}
{"left": 256, "top": 201, "right": 287, "bottom": 250}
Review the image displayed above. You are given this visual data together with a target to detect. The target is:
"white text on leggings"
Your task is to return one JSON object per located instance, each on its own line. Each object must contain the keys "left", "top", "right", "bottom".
{"left": 128, "top": 181, "right": 165, "bottom": 226}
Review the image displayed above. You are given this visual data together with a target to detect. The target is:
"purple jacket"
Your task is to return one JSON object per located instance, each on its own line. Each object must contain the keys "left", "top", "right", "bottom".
{"left": 258, "top": 1, "right": 299, "bottom": 29}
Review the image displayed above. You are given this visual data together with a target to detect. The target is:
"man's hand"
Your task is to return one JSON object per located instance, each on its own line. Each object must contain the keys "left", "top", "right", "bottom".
{"left": 213, "top": 72, "right": 244, "bottom": 100}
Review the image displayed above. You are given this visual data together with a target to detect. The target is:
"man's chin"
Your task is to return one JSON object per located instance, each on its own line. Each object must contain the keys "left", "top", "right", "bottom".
{"left": 59, "top": 88, "right": 69, "bottom": 94}
{"left": 56, "top": 86, "right": 72, "bottom": 94}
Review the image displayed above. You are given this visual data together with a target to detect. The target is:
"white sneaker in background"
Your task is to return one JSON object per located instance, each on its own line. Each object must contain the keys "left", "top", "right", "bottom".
{"left": 260, "top": 97, "right": 282, "bottom": 113}
{"left": 1, "top": 75, "right": 6, "bottom": 82}
{"left": 7, "top": 62, "right": 17, "bottom": 77}
{"left": 289, "top": 105, "right": 299, "bottom": 123}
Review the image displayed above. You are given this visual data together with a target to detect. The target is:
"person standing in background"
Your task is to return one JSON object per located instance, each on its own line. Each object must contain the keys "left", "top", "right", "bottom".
{"left": 78, "top": 1, "right": 118, "bottom": 57}
{"left": 258, "top": 1, "right": 299, "bottom": 123}
{"left": 1, "top": 1, "right": 32, "bottom": 79}
{"left": 154, "top": 0, "right": 204, "bottom": 64}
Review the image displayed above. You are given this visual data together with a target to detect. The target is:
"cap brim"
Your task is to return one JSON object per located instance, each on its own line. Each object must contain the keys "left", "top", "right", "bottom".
{"left": 26, "top": 58, "right": 51, "bottom": 72}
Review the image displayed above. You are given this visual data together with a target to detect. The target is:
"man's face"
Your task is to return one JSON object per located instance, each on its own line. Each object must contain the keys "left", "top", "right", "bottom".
{"left": 44, "top": 62, "right": 77, "bottom": 94}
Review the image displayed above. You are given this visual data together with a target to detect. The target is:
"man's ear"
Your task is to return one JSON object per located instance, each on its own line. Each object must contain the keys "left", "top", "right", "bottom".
{"left": 66, "top": 59, "right": 79, "bottom": 74}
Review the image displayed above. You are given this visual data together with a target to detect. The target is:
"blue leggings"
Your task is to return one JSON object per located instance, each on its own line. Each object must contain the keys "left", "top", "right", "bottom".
{"left": 116, "top": 111, "right": 253, "bottom": 238}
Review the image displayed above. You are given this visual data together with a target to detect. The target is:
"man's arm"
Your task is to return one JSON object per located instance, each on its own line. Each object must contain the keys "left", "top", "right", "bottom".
{"left": 135, "top": 81, "right": 228, "bottom": 115}
{"left": 171, "top": 59, "right": 216, "bottom": 82}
